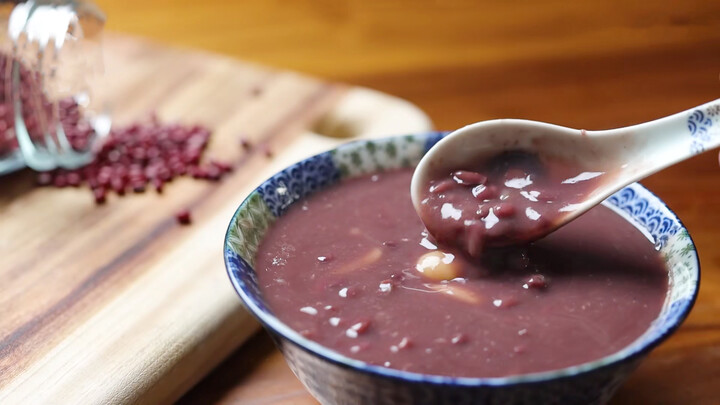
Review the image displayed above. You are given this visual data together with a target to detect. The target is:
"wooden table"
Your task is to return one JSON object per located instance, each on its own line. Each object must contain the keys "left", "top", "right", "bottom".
{"left": 93, "top": 1, "right": 720, "bottom": 403}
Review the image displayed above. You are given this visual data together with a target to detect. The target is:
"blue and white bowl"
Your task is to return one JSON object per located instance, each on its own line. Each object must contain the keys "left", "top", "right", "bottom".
{"left": 224, "top": 132, "right": 700, "bottom": 405}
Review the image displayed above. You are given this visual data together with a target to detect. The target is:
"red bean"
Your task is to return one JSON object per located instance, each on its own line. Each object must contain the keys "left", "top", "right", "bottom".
{"left": 451, "top": 333, "right": 468, "bottom": 345}
{"left": 524, "top": 274, "right": 548, "bottom": 289}
{"left": 464, "top": 220, "right": 485, "bottom": 257}
{"left": 66, "top": 172, "right": 82, "bottom": 187}
{"left": 190, "top": 167, "right": 206, "bottom": 179}
{"left": 36, "top": 172, "right": 53, "bottom": 186}
{"left": 157, "top": 166, "right": 172, "bottom": 181}
{"left": 350, "top": 319, "right": 370, "bottom": 334}
{"left": 87, "top": 177, "right": 100, "bottom": 189}
{"left": 53, "top": 173, "right": 67, "bottom": 188}
{"left": 263, "top": 146, "right": 274, "bottom": 158}
{"left": 239, "top": 137, "right": 252, "bottom": 150}
{"left": 300, "top": 329, "right": 316, "bottom": 339}
{"left": 429, "top": 179, "right": 457, "bottom": 194}
{"left": 513, "top": 345, "right": 527, "bottom": 354}
{"left": 97, "top": 171, "right": 112, "bottom": 188}
{"left": 175, "top": 209, "right": 192, "bottom": 225}
{"left": 472, "top": 184, "right": 497, "bottom": 201}
{"left": 317, "top": 254, "right": 334, "bottom": 263}
{"left": 452, "top": 170, "right": 487, "bottom": 186}
{"left": 211, "top": 159, "right": 233, "bottom": 173}
{"left": 494, "top": 203, "right": 516, "bottom": 218}
{"left": 152, "top": 178, "right": 164, "bottom": 193}
{"left": 132, "top": 182, "right": 146, "bottom": 193}
{"left": 492, "top": 296, "right": 519, "bottom": 309}
{"left": 397, "top": 337, "right": 413, "bottom": 349}
{"left": 93, "top": 188, "right": 106, "bottom": 204}
{"left": 475, "top": 205, "right": 489, "bottom": 219}
{"left": 205, "top": 165, "right": 222, "bottom": 181}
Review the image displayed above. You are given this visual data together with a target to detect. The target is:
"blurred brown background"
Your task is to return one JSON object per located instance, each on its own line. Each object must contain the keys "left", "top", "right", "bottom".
{"left": 95, "top": 0, "right": 720, "bottom": 129}
{"left": 92, "top": 1, "right": 720, "bottom": 404}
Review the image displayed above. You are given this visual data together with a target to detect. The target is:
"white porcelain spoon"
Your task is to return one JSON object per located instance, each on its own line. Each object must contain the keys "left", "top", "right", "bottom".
{"left": 411, "top": 99, "right": 720, "bottom": 250}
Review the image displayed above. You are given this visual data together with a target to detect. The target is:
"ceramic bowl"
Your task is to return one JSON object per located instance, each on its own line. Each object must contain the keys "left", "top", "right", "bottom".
{"left": 224, "top": 132, "right": 700, "bottom": 405}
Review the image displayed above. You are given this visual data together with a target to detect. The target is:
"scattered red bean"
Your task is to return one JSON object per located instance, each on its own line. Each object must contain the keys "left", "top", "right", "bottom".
{"left": 53, "top": 173, "right": 67, "bottom": 188}
{"left": 33, "top": 117, "right": 234, "bottom": 206}
{"left": 211, "top": 159, "right": 233, "bottom": 173}
{"left": 239, "top": 137, "right": 252, "bottom": 150}
{"left": 36, "top": 172, "right": 53, "bottom": 186}
{"left": 205, "top": 165, "right": 222, "bottom": 181}
{"left": 175, "top": 209, "right": 191, "bottom": 225}
{"left": 93, "top": 188, "right": 106, "bottom": 204}
{"left": 263, "top": 146, "right": 273, "bottom": 158}
{"left": 153, "top": 178, "right": 164, "bottom": 193}
{"left": 66, "top": 171, "right": 82, "bottom": 187}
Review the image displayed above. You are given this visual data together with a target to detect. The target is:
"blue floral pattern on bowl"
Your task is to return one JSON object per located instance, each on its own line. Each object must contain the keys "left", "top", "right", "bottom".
{"left": 258, "top": 151, "right": 339, "bottom": 217}
{"left": 224, "top": 131, "right": 700, "bottom": 405}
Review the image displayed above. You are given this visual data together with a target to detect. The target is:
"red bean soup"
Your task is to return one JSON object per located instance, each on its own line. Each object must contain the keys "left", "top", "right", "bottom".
{"left": 255, "top": 162, "right": 668, "bottom": 377}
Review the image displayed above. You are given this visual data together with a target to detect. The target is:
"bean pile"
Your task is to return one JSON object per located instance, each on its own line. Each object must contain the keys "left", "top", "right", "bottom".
{"left": 35, "top": 116, "right": 234, "bottom": 205}
{"left": 0, "top": 53, "right": 240, "bottom": 223}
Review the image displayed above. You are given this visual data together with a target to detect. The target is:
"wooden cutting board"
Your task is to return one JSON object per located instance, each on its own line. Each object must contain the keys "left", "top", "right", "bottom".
{"left": 0, "top": 34, "right": 432, "bottom": 404}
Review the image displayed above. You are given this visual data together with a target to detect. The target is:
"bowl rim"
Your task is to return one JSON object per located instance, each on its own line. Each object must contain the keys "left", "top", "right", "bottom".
{"left": 223, "top": 132, "right": 701, "bottom": 387}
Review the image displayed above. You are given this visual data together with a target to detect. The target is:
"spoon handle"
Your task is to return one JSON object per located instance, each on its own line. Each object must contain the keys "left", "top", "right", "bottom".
{"left": 593, "top": 98, "right": 720, "bottom": 183}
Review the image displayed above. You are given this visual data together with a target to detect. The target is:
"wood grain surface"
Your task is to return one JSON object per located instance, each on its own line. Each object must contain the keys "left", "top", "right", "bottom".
{"left": 4, "top": 0, "right": 720, "bottom": 404}
{"left": 0, "top": 35, "right": 431, "bottom": 404}
{"left": 118, "top": 1, "right": 720, "bottom": 404}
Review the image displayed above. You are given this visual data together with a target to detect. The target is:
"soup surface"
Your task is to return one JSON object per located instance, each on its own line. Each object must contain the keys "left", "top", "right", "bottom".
{"left": 255, "top": 168, "right": 668, "bottom": 377}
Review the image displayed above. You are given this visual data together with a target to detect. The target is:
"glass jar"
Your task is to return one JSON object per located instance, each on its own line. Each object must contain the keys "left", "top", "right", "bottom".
{"left": 0, "top": 0, "right": 109, "bottom": 174}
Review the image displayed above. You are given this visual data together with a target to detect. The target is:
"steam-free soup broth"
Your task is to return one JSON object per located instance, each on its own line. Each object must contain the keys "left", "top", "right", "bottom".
{"left": 255, "top": 168, "right": 667, "bottom": 377}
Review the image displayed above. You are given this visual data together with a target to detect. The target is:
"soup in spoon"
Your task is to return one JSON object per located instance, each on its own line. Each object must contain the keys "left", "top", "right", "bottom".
{"left": 417, "top": 150, "right": 608, "bottom": 256}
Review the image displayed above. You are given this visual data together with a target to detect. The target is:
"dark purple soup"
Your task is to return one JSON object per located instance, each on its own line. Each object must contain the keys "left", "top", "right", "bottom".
{"left": 255, "top": 169, "right": 668, "bottom": 378}
{"left": 419, "top": 151, "right": 607, "bottom": 255}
